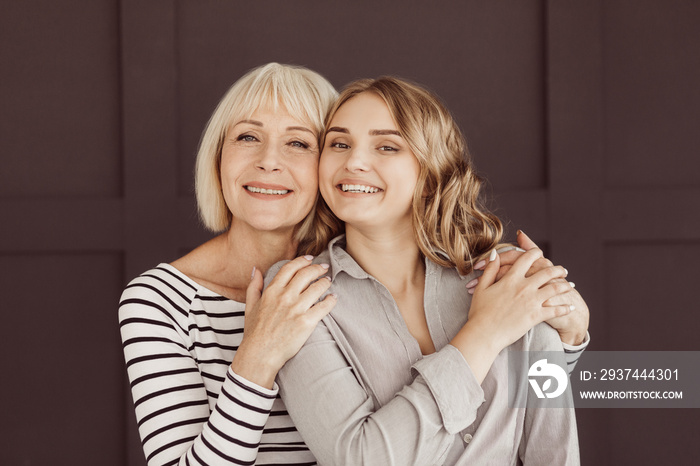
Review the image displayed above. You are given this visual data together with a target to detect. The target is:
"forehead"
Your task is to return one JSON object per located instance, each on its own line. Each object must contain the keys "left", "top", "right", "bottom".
{"left": 229, "top": 102, "right": 316, "bottom": 133}
{"left": 331, "top": 92, "right": 396, "bottom": 130}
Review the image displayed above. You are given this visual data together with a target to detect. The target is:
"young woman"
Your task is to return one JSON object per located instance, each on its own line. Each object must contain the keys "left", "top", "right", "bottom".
{"left": 118, "top": 63, "right": 339, "bottom": 465}
{"left": 274, "top": 77, "right": 583, "bottom": 465}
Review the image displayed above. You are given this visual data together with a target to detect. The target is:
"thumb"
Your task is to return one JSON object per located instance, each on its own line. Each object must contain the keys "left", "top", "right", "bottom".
{"left": 245, "top": 266, "right": 263, "bottom": 310}
{"left": 475, "top": 249, "right": 500, "bottom": 291}
{"left": 517, "top": 229, "right": 538, "bottom": 251}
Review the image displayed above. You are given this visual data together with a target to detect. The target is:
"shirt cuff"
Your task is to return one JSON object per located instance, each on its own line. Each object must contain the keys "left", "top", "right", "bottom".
{"left": 562, "top": 331, "right": 590, "bottom": 353}
{"left": 411, "top": 344, "right": 485, "bottom": 434}
{"left": 228, "top": 366, "right": 280, "bottom": 398}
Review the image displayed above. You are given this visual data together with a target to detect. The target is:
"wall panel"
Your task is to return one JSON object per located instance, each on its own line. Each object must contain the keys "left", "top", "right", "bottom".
{"left": 0, "top": 252, "right": 125, "bottom": 465}
{"left": 0, "top": 0, "right": 121, "bottom": 198}
{"left": 603, "top": 0, "right": 700, "bottom": 188}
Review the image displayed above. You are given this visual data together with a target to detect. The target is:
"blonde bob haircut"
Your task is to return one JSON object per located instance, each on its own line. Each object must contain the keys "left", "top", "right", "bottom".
{"left": 307, "top": 77, "right": 503, "bottom": 275}
{"left": 195, "top": 63, "right": 338, "bottom": 241}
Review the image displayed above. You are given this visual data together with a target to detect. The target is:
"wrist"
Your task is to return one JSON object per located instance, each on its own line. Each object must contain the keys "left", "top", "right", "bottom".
{"left": 558, "top": 329, "right": 587, "bottom": 346}
{"left": 230, "top": 342, "right": 281, "bottom": 390}
{"left": 451, "top": 320, "right": 503, "bottom": 384}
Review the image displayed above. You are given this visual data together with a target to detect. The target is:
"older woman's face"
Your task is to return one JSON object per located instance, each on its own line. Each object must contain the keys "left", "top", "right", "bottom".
{"left": 220, "top": 104, "right": 319, "bottom": 235}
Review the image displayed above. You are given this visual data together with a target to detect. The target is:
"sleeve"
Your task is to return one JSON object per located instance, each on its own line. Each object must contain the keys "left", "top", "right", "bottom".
{"left": 277, "top": 321, "right": 485, "bottom": 466}
{"left": 518, "top": 324, "right": 581, "bottom": 465}
{"left": 119, "top": 277, "right": 276, "bottom": 466}
{"left": 563, "top": 331, "right": 590, "bottom": 374}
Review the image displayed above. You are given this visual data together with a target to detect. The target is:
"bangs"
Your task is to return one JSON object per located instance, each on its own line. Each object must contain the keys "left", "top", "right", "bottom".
{"left": 232, "top": 66, "right": 326, "bottom": 134}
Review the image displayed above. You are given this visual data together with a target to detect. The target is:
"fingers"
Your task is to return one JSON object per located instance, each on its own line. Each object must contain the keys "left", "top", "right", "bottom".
{"left": 475, "top": 249, "right": 500, "bottom": 291}
{"left": 537, "top": 280, "right": 575, "bottom": 303}
{"left": 268, "top": 255, "right": 331, "bottom": 295}
{"left": 245, "top": 266, "right": 264, "bottom": 311}
{"left": 269, "top": 255, "right": 317, "bottom": 287}
{"left": 495, "top": 249, "right": 522, "bottom": 267}
{"left": 294, "top": 274, "right": 333, "bottom": 310}
{"left": 285, "top": 263, "right": 331, "bottom": 296}
{"left": 305, "top": 292, "right": 338, "bottom": 323}
{"left": 516, "top": 229, "right": 538, "bottom": 250}
{"left": 505, "top": 247, "right": 544, "bottom": 277}
{"left": 541, "top": 304, "right": 575, "bottom": 321}
{"left": 529, "top": 264, "right": 568, "bottom": 288}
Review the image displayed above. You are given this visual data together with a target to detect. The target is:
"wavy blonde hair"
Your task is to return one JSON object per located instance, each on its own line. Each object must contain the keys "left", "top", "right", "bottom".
{"left": 304, "top": 77, "right": 502, "bottom": 274}
{"left": 195, "top": 63, "right": 337, "bottom": 244}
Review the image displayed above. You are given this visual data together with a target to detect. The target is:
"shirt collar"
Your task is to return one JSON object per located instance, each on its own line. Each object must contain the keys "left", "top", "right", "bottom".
{"left": 327, "top": 235, "right": 371, "bottom": 280}
{"left": 326, "top": 234, "right": 451, "bottom": 281}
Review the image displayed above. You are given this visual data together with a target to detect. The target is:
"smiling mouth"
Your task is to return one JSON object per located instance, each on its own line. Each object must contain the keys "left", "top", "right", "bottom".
{"left": 245, "top": 186, "right": 290, "bottom": 195}
{"left": 339, "top": 184, "right": 381, "bottom": 194}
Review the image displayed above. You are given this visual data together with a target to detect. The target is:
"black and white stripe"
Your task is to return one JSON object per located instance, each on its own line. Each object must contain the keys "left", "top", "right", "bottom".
{"left": 119, "top": 264, "right": 315, "bottom": 466}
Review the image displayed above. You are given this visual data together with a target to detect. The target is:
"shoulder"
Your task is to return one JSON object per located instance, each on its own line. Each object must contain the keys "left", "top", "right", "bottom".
{"left": 263, "top": 245, "right": 334, "bottom": 288}
{"left": 119, "top": 264, "right": 199, "bottom": 325}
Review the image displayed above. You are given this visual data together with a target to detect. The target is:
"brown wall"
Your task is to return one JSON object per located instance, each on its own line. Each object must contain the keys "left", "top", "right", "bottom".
{"left": 1, "top": 1, "right": 699, "bottom": 464}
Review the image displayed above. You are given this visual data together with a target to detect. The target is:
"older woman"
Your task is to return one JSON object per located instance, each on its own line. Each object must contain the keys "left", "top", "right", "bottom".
{"left": 119, "top": 63, "right": 338, "bottom": 465}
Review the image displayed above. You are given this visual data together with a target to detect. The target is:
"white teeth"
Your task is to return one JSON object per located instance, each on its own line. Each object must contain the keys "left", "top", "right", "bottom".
{"left": 246, "top": 186, "right": 289, "bottom": 195}
{"left": 340, "top": 184, "right": 379, "bottom": 193}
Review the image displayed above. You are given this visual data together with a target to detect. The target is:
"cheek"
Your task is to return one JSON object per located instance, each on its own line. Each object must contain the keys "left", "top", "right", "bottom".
{"left": 318, "top": 155, "right": 335, "bottom": 187}
{"left": 293, "top": 157, "right": 320, "bottom": 197}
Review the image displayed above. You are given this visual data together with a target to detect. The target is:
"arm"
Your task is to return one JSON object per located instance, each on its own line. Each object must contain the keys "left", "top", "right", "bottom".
{"left": 119, "top": 273, "right": 275, "bottom": 466}
{"left": 518, "top": 324, "right": 581, "bottom": 465}
{"left": 277, "top": 321, "right": 483, "bottom": 466}
{"left": 120, "top": 258, "right": 335, "bottom": 465}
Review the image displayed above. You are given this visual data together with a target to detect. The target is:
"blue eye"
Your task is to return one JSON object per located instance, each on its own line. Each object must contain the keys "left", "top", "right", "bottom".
{"left": 290, "top": 140, "right": 310, "bottom": 149}
{"left": 237, "top": 134, "right": 258, "bottom": 142}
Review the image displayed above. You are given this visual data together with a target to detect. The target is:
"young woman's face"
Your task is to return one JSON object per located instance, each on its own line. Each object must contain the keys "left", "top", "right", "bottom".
{"left": 220, "top": 104, "right": 319, "bottom": 234}
{"left": 319, "top": 92, "right": 420, "bottom": 232}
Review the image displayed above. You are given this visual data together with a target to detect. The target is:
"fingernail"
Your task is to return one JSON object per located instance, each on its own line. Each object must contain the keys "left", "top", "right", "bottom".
{"left": 304, "top": 255, "right": 314, "bottom": 261}
{"left": 250, "top": 266, "right": 256, "bottom": 280}
{"left": 569, "top": 305, "right": 576, "bottom": 311}
{"left": 515, "top": 247, "right": 526, "bottom": 253}
{"left": 474, "top": 260, "right": 486, "bottom": 270}
{"left": 489, "top": 249, "right": 497, "bottom": 261}
{"left": 467, "top": 287, "right": 475, "bottom": 295}
{"left": 330, "top": 293, "right": 338, "bottom": 299}
{"left": 569, "top": 281, "right": 576, "bottom": 288}
{"left": 465, "top": 278, "right": 478, "bottom": 288}
{"left": 320, "top": 263, "right": 330, "bottom": 269}
{"left": 517, "top": 229, "right": 523, "bottom": 236}
{"left": 564, "top": 268, "right": 569, "bottom": 275}
{"left": 325, "top": 276, "right": 332, "bottom": 281}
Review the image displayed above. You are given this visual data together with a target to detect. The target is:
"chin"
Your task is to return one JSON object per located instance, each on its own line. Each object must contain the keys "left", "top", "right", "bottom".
{"left": 334, "top": 210, "right": 376, "bottom": 229}
{"left": 240, "top": 214, "right": 300, "bottom": 234}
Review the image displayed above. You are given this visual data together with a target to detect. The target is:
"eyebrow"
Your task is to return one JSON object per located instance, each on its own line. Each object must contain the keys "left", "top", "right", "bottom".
{"left": 369, "top": 129, "right": 401, "bottom": 137}
{"left": 234, "top": 120, "right": 314, "bottom": 134}
{"left": 326, "top": 127, "right": 402, "bottom": 137}
{"left": 326, "top": 126, "right": 349, "bottom": 134}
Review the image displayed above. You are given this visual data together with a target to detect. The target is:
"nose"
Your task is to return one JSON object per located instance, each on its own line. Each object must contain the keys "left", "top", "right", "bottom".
{"left": 344, "top": 147, "right": 371, "bottom": 173}
{"left": 255, "top": 142, "right": 284, "bottom": 172}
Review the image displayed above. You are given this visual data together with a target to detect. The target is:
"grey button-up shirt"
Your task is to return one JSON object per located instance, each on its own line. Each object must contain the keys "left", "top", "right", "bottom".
{"left": 272, "top": 236, "right": 581, "bottom": 465}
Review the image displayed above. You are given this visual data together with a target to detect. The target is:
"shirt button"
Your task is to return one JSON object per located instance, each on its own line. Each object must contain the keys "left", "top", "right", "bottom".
{"left": 463, "top": 433, "right": 473, "bottom": 444}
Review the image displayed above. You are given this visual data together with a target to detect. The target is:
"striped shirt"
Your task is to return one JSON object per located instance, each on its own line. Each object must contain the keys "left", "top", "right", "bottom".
{"left": 119, "top": 264, "right": 316, "bottom": 466}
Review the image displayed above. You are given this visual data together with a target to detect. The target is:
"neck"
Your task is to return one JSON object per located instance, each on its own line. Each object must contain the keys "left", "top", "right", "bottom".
{"left": 224, "top": 219, "right": 298, "bottom": 277}
{"left": 345, "top": 223, "right": 424, "bottom": 293}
